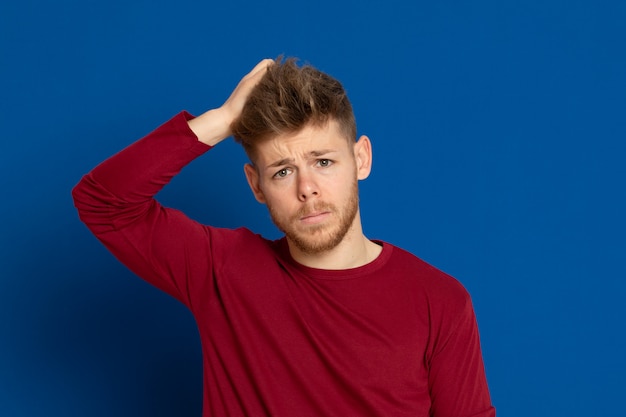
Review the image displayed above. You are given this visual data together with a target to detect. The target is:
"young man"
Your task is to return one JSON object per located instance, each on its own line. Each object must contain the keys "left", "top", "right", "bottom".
{"left": 73, "top": 58, "right": 495, "bottom": 417}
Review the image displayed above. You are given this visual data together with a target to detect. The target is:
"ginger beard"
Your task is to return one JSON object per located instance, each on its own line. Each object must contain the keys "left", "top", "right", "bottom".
{"left": 268, "top": 178, "right": 359, "bottom": 255}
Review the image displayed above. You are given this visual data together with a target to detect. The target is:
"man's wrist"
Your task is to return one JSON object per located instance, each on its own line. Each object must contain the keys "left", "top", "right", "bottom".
{"left": 188, "top": 108, "right": 231, "bottom": 146}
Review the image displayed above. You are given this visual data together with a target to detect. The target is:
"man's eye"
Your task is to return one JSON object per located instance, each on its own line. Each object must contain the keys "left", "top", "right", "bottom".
{"left": 273, "top": 168, "right": 290, "bottom": 178}
{"left": 318, "top": 159, "right": 332, "bottom": 167}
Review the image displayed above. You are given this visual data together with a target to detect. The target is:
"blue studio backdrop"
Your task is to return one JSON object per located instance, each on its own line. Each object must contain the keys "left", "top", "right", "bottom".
{"left": 1, "top": 1, "right": 625, "bottom": 416}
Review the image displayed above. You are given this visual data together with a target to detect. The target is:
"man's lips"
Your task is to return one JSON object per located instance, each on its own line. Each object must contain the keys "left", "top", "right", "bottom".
{"left": 299, "top": 211, "right": 331, "bottom": 224}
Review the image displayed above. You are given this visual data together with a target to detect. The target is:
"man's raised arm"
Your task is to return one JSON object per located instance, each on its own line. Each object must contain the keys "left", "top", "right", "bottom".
{"left": 71, "top": 59, "right": 272, "bottom": 305}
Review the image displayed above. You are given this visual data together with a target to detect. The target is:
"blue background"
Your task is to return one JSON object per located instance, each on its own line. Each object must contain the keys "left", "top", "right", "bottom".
{"left": 1, "top": 0, "right": 625, "bottom": 415}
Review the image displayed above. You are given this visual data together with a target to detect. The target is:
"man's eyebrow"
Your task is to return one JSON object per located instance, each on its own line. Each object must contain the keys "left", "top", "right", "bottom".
{"left": 267, "top": 157, "right": 294, "bottom": 168}
{"left": 267, "top": 150, "right": 337, "bottom": 168}
{"left": 309, "top": 149, "right": 335, "bottom": 157}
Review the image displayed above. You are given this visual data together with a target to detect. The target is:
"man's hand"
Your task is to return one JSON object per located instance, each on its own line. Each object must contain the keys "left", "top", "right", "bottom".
{"left": 189, "top": 59, "right": 273, "bottom": 146}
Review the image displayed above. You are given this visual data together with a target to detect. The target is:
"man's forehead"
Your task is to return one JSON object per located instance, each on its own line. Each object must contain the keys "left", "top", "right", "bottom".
{"left": 265, "top": 149, "right": 337, "bottom": 167}
{"left": 260, "top": 120, "right": 348, "bottom": 153}
{"left": 257, "top": 136, "right": 348, "bottom": 168}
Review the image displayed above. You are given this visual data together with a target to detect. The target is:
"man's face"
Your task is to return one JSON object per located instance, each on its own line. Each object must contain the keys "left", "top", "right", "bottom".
{"left": 244, "top": 120, "right": 371, "bottom": 255}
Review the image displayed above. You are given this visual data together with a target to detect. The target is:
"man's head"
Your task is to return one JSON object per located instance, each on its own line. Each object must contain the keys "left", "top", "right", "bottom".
{"left": 233, "top": 58, "right": 372, "bottom": 258}
{"left": 231, "top": 57, "right": 357, "bottom": 161}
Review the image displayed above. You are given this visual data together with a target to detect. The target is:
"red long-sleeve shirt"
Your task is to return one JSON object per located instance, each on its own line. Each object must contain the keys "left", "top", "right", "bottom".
{"left": 72, "top": 112, "right": 495, "bottom": 417}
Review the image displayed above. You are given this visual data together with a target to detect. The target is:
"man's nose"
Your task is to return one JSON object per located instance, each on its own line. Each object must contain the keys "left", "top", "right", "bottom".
{"left": 296, "top": 170, "right": 319, "bottom": 202}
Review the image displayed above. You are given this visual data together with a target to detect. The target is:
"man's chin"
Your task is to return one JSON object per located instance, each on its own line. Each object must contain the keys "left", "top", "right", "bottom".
{"left": 285, "top": 228, "right": 345, "bottom": 255}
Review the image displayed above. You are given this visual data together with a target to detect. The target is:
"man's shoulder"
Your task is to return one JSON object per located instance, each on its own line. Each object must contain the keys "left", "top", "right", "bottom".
{"left": 206, "top": 226, "right": 286, "bottom": 266}
{"left": 383, "top": 242, "right": 470, "bottom": 302}
{"left": 209, "top": 226, "right": 276, "bottom": 251}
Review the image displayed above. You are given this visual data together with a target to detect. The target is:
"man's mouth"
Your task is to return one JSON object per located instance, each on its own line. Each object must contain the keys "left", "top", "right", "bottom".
{"left": 299, "top": 211, "right": 331, "bottom": 224}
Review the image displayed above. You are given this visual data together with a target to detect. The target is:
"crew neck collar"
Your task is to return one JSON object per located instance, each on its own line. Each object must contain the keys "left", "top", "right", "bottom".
{"left": 274, "top": 238, "right": 393, "bottom": 280}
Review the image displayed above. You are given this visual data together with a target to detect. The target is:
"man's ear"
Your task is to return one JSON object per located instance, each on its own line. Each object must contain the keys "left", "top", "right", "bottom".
{"left": 354, "top": 135, "right": 373, "bottom": 180}
{"left": 243, "top": 163, "right": 267, "bottom": 204}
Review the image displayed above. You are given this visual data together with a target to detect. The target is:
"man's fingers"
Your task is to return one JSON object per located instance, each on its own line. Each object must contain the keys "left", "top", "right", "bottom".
{"left": 239, "top": 58, "right": 273, "bottom": 86}
{"left": 248, "top": 58, "right": 274, "bottom": 78}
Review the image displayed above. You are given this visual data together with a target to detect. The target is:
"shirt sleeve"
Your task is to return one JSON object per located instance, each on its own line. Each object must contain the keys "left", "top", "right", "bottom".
{"left": 427, "top": 292, "right": 496, "bottom": 417}
{"left": 72, "top": 112, "right": 216, "bottom": 309}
